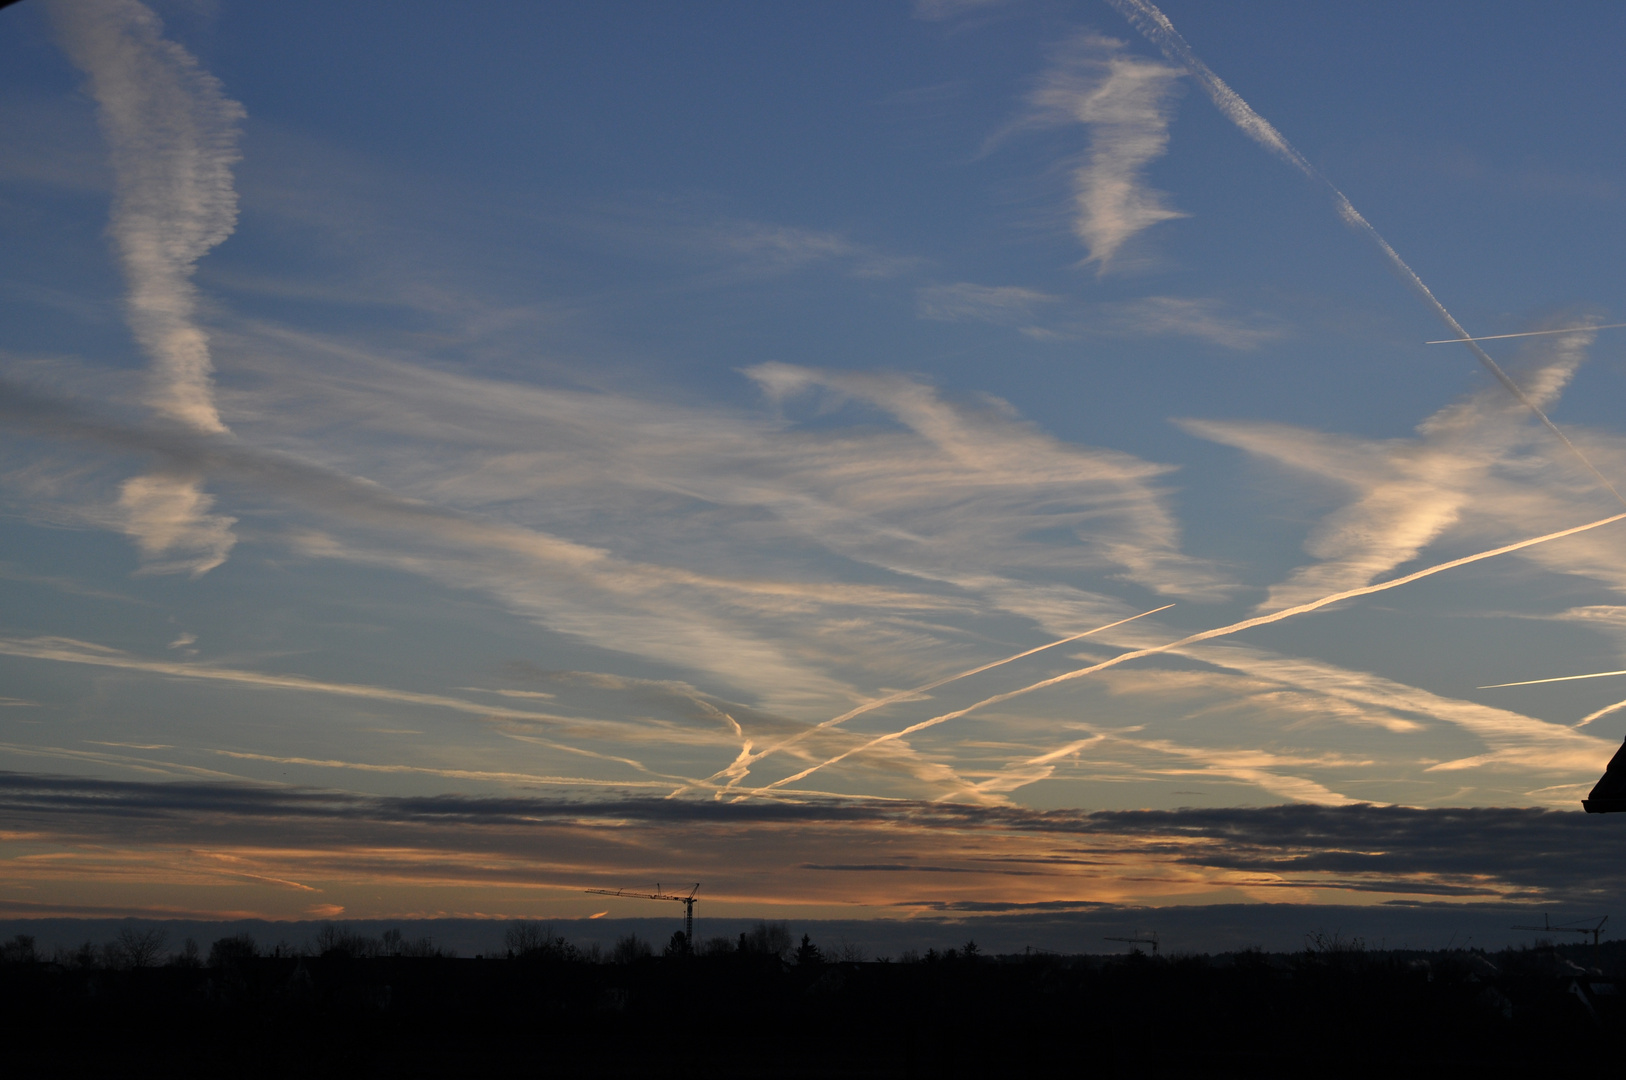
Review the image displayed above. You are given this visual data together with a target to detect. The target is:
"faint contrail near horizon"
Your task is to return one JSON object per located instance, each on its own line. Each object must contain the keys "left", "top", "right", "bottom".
{"left": 761, "top": 509, "right": 1626, "bottom": 792}
{"left": 1104, "top": 0, "right": 1626, "bottom": 510}
{"left": 703, "top": 604, "right": 1173, "bottom": 794}
{"left": 205, "top": 748, "right": 679, "bottom": 790}
{"left": 1480, "top": 669, "right": 1626, "bottom": 690}
{"left": 1427, "top": 323, "right": 1626, "bottom": 345}
{"left": 0, "top": 634, "right": 586, "bottom": 721}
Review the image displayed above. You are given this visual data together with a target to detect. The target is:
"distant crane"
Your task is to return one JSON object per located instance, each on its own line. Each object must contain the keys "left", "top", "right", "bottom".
{"left": 586, "top": 883, "right": 700, "bottom": 948}
{"left": 1104, "top": 932, "right": 1159, "bottom": 955}
{"left": 1511, "top": 913, "right": 1608, "bottom": 948}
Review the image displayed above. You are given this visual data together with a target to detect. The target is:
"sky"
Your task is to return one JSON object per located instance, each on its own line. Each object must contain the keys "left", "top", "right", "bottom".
{"left": 4, "top": 0, "right": 1626, "bottom": 932}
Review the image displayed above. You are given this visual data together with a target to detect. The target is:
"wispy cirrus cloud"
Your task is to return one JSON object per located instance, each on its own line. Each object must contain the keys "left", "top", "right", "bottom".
{"left": 1106, "top": 0, "right": 1626, "bottom": 509}
{"left": 713, "top": 221, "right": 920, "bottom": 279}
{"left": 1180, "top": 325, "right": 1619, "bottom": 613}
{"left": 114, "top": 471, "right": 236, "bottom": 575}
{"left": 48, "top": 0, "right": 243, "bottom": 575}
{"left": 966, "top": 730, "right": 1365, "bottom": 806}
{"left": 1019, "top": 33, "right": 1187, "bottom": 271}
{"left": 912, "top": 0, "right": 1015, "bottom": 22}
{"left": 48, "top": 0, "right": 242, "bottom": 435}
{"left": 916, "top": 624, "right": 1610, "bottom": 809}
{"left": 767, "top": 506, "right": 1626, "bottom": 798}
{"left": 1100, "top": 295, "right": 1283, "bottom": 349}
{"left": 4, "top": 327, "right": 1227, "bottom": 704}
{"left": 2, "top": 350, "right": 1253, "bottom": 804}
{"left": 915, "top": 282, "right": 1061, "bottom": 324}
{"left": 0, "top": 635, "right": 581, "bottom": 724}
{"left": 917, "top": 286, "right": 1282, "bottom": 350}
{"left": 541, "top": 203, "right": 922, "bottom": 286}
{"left": 0, "top": 637, "right": 970, "bottom": 799}
{"left": 10, "top": 296, "right": 1615, "bottom": 811}
{"left": 1177, "top": 643, "right": 1615, "bottom": 780}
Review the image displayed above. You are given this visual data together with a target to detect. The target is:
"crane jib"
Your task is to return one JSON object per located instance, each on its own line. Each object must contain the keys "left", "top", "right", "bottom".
{"left": 584, "top": 883, "right": 700, "bottom": 951}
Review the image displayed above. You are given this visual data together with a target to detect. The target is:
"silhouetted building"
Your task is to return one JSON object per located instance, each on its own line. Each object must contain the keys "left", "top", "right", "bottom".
{"left": 1584, "top": 737, "right": 1626, "bottom": 812}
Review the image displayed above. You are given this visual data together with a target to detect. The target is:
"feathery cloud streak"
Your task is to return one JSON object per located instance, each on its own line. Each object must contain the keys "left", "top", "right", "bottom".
{"left": 48, "top": 0, "right": 244, "bottom": 574}
{"left": 48, "top": 0, "right": 241, "bottom": 433}
{"left": 920, "top": 288, "right": 1281, "bottom": 350}
{"left": 0, "top": 635, "right": 584, "bottom": 724}
{"left": 5, "top": 3, "right": 1625, "bottom": 923}
{"left": 1163, "top": 644, "right": 1611, "bottom": 776}
{"left": 1101, "top": 296, "right": 1281, "bottom": 350}
{"left": 916, "top": 282, "right": 1060, "bottom": 324}
{"left": 0, "top": 363, "right": 1220, "bottom": 715}
{"left": 912, "top": 0, "right": 1012, "bottom": 21}
{"left": 1022, "top": 34, "right": 1187, "bottom": 270}
{"left": 701, "top": 604, "right": 1174, "bottom": 796}
{"left": 768, "top": 510, "right": 1626, "bottom": 792}
{"left": 1184, "top": 328, "right": 1607, "bottom": 612}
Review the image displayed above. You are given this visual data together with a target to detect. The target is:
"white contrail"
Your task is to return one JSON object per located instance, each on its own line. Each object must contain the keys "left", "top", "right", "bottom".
{"left": 205, "top": 749, "right": 677, "bottom": 790}
{"left": 1427, "top": 323, "right": 1626, "bottom": 345}
{"left": 1481, "top": 669, "right": 1626, "bottom": 690}
{"left": 0, "top": 635, "right": 578, "bottom": 722}
{"left": 1578, "top": 699, "right": 1626, "bottom": 728}
{"left": 763, "top": 510, "right": 1626, "bottom": 791}
{"left": 704, "top": 604, "right": 1173, "bottom": 792}
{"left": 1, "top": 635, "right": 726, "bottom": 789}
{"left": 1104, "top": 0, "right": 1626, "bottom": 510}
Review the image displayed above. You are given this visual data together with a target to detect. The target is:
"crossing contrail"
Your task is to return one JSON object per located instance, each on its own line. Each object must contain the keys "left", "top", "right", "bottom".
{"left": 1427, "top": 323, "right": 1626, "bottom": 345}
{"left": 1104, "top": 0, "right": 1626, "bottom": 510}
{"left": 1578, "top": 698, "right": 1626, "bottom": 728}
{"left": 707, "top": 604, "right": 1173, "bottom": 792}
{"left": 760, "top": 509, "right": 1626, "bottom": 792}
{"left": 1481, "top": 669, "right": 1626, "bottom": 690}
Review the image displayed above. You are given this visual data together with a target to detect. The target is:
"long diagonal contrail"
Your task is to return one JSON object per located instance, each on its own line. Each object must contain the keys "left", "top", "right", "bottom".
{"left": 702, "top": 604, "right": 1173, "bottom": 793}
{"left": 758, "top": 510, "right": 1626, "bottom": 793}
{"left": 1480, "top": 669, "right": 1626, "bottom": 729}
{"left": 1481, "top": 669, "right": 1626, "bottom": 690}
{"left": 1105, "top": 0, "right": 1626, "bottom": 509}
{"left": 1427, "top": 324, "right": 1626, "bottom": 346}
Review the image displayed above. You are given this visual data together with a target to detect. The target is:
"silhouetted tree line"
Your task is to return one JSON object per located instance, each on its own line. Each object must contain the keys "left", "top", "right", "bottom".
{"left": 6, "top": 925, "right": 1626, "bottom": 1075}
{"left": 0, "top": 922, "right": 455, "bottom": 972}
{"left": 0, "top": 927, "right": 178, "bottom": 971}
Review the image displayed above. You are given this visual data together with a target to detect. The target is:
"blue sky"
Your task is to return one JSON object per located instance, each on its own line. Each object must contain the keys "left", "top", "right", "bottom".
{"left": 4, "top": 0, "right": 1626, "bottom": 925}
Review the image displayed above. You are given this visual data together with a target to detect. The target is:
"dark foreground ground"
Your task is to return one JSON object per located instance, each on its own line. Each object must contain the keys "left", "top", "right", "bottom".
{"left": 4, "top": 943, "right": 1624, "bottom": 1077}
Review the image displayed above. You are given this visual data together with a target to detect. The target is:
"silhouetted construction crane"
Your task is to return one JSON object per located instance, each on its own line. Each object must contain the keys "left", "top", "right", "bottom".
{"left": 1511, "top": 913, "right": 1608, "bottom": 948}
{"left": 586, "top": 883, "right": 700, "bottom": 948}
{"left": 1104, "top": 932, "right": 1159, "bottom": 955}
